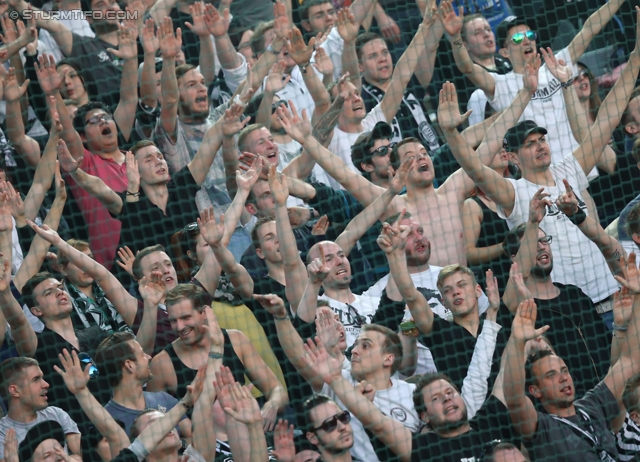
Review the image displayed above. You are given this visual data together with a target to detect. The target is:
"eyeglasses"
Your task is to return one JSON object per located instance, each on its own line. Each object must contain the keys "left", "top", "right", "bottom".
{"left": 311, "top": 410, "right": 351, "bottom": 433}
{"left": 577, "top": 69, "right": 590, "bottom": 79}
{"left": 346, "top": 304, "right": 367, "bottom": 328}
{"left": 183, "top": 222, "right": 198, "bottom": 232}
{"left": 479, "top": 439, "right": 502, "bottom": 461}
{"left": 370, "top": 142, "right": 397, "bottom": 157}
{"left": 77, "top": 352, "right": 100, "bottom": 379}
{"left": 84, "top": 113, "right": 113, "bottom": 126}
{"left": 538, "top": 236, "right": 552, "bottom": 245}
{"left": 510, "top": 30, "right": 537, "bottom": 45}
{"left": 271, "top": 100, "right": 288, "bottom": 114}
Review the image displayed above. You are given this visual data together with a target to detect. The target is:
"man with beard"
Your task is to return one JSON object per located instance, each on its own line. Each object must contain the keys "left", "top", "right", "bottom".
{"left": 0, "top": 358, "right": 81, "bottom": 460}
{"left": 503, "top": 276, "right": 640, "bottom": 462}
{"left": 302, "top": 395, "right": 355, "bottom": 462}
{"left": 97, "top": 332, "right": 191, "bottom": 438}
{"left": 501, "top": 189, "right": 615, "bottom": 393}
{"left": 146, "top": 283, "right": 288, "bottom": 431}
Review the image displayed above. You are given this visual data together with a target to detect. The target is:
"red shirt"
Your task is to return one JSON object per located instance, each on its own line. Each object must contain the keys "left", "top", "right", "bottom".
{"left": 65, "top": 149, "right": 128, "bottom": 268}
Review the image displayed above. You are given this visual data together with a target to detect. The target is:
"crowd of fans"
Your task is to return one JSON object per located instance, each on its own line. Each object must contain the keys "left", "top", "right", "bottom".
{"left": 0, "top": 0, "right": 639, "bottom": 460}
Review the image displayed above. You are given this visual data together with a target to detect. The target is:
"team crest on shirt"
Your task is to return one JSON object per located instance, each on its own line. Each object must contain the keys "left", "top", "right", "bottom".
{"left": 97, "top": 51, "right": 111, "bottom": 63}
{"left": 390, "top": 408, "right": 408, "bottom": 422}
{"left": 157, "top": 405, "right": 167, "bottom": 413}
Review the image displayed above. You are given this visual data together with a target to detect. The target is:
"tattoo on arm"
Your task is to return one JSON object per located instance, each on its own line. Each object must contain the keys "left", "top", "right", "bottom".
{"left": 613, "top": 250, "right": 622, "bottom": 262}
{"left": 312, "top": 96, "right": 346, "bottom": 146}
{"left": 453, "top": 39, "right": 463, "bottom": 49}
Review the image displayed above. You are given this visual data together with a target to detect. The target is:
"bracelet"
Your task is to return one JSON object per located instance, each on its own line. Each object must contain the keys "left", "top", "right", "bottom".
{"left": 561, "top": 78, "right": 575, "bottom": 89}
{"left": 566, "top": 207, "right": 586, "bottom": 226}
{"left": 613, "top": 323, "right": 629, "bottom": 332}
{"left": 179, "top": 399, "right": 193, "bottom": 410}
{"left": 209, "top": 351, "right": 223, "bottom": 359}
{"left": 273, "top": 314, "right": 290, "bottom": 321}
{"left": 299, "top": 61, "right": 311, "bottom": 73}
{"left": 266, "top": 43, "right": 282, "bottom": 54}
{"left": 126, "top": 191, "right": 140, "bottom": 197}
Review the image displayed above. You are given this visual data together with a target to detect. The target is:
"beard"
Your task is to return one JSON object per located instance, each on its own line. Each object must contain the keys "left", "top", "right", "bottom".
{"left": 92, "top": 20, "right": 119, "bottom": 35}
{"left": 530, "top": 264, "right": 553, "bottom": 278}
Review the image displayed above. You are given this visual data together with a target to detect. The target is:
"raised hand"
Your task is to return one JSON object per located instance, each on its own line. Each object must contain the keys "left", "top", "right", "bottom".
{"left": 3, "top": 181, "right": 24, "bottom": 219}
{"left": 4, "top": 428, "right": 18, "bottom": 462}
{"left": 375, "top": 9, "right": 401, "bottom": 44}
{"left": 613, "top": 286, "right": 634, "bottom": 331}
{"left": 528, "top": 188, "right": 551, "bottom": 224}
{"left": 271, "top": 420, "right": 295, "bottom": 462}
{"left": 138, "top": 270, "right": 166, "bottom": 306}
{"left": 0, "top": 256, "right": 11, "bottom": 293}
{"left": 238, "top": 63, "right": 255, "bottom": 104}
{"left": 34, "top": 54, "right": 62, "bottom": 95}
{"left": 236, "top": 154, "right": 262, "bottom": 193}
{"left": 555, "top": 179, "right": 579, "bottom": 216}
{"left": 511, "top": 299, "right": 549, "bottom": 343}
{"left": 265, "top": 60, "right": 291, "bottom": 94}
{"left": 117, "top": 246, "right": 137, "bottom": 278}
{"left": 203, "top": 306, "right": 225, "bottom": 348}
{"left": 106, "top": 24, "right": 138, "bottom": 61}
{"left": 336, "top": 8, "right": 358, "bottom": 43}
{"left": 388, "top": 156, "right": 414, "bottom": 195}
{"left": 286, "top": 27, "right": 315, "bottom": 66}
{"left": 125, "top": 151, "right": 140, "bottom": 193}
{"left": 377, "top": 209, "right": 411, "bottom": 254}
{"left": 185, "top": 2, "right": 210, "bottom": 38}
{"left": 315, "top": 307, "right": 341, "bottom": 354}
{"left": 21, "top": 19, "right": 38, "bottom": 56}
{"left": 438, "top": 81, "right": 472, "bottom": 130}
{"left": 276, "top": 100, "right": 311, "bottom": 143}
{"left": 355, "top": 380, "right": 376, "bottom": 402}
{"left": 53, "top": 349, "right": 90, "bottom": 395}
{"left": 158, "top": 17, "right": 182, "bottom": 59}
{"left": 307, "top": 244, "right": 331, "bottom": 285}
{"left": 3, "top": 67, "right": 28, "bottom": 103}
{"left": 522, "top": 53, "right": 542, "bottom": 94}
{"left": 267, "top": 164, "right": 288, "bottom": 206}
{"left": 183, "top": 366, "right": 206, "bottom": 408}
{"left": 509, "top": 262, "right": 532, "bottom": 300}
{"left": 0, "top": 14, "right": 18, "bottom": 44}
{"left": 254, "top": 293, "right": 289, "bottom": 318}
{"left": 57, "top": 139, "right": 81, "bottom": 174}
{"left": 220, "top": 103, "right": 251, "bottom": 137}
{"left": 312, "top": 46, "right": 333, "bottom": 78}
{"left": 197, "top": 206, "right": 225, "bottom": 246}
{"left": 485, "top": 269, "right": 500, "bottom": 318}
{"left": 0, "top": 190, "right": 12, "bottom": 233}
{"left": 48, "top": 96, "right": 63, "bottom": 137}
{"left": 311, "top": 215, "right": 330, "bottom": 236}
{"left": 204, "top": 3, "right": 230, "bottom": 38}
{"left": 301, "top": 336, "right": 342, "bottom": 384}
{"left": 221, "top": 382, "right": 263, "bottom": 425}
{"left": 238, "top": 152, "right": 269, "bottom": 179}
{"left": 438, "top": 0, "right": 463, "bottom": 37}
{"left": 539, "top": 47, "right": 570, "bottom": 83}
{"left": 141, "top": 18, "right": 160, "bottom": 55}
{"left": 26, "top": 221, "right": 62, "bottom": 246}
{"left": 615, "top": 252, "right": 640, "bottom": 294}
{"left": 273, "top": 0, "right": 292, "bottom": 41}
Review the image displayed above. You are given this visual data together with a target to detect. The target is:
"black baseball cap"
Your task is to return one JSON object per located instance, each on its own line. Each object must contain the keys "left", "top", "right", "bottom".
{"left": 503, "top": 120, "right": 547, "bottom": 153}
{"left": 351, "top": 122, "right": 393, "bottom": 172}
{"left": 496, "top": 16, "right": 530, "bottom": 48}
{"left": 19, "top": 420, "right": 65, "bottom": 462}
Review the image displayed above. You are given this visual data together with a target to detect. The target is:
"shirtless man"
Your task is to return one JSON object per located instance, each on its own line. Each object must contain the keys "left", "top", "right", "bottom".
{"left": 276, "top": 57, "right": 541, "bottom": 267}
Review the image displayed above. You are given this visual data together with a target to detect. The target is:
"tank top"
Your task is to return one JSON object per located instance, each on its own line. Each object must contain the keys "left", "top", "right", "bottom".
{"left": 165, "top": 329, "right": 246, "bottom": 398}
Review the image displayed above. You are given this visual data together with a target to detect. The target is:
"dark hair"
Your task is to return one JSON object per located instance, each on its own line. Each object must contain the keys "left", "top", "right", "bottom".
{"left": 56, "top": 59, "right": 85, "bottom": 86}
{"left": 362, "top": 324, "right": 403, "bottom": 374}
{"left": 391, "top": 137, "right": 424, "bottom": 168}
{"left": 58, "top": 239, "right": 90, "bottom": 268}
{"left": 460, "top": 13, "right": 486, "bottom": 43}
{"left": 632, "top": 138, "right": 640, "bottom": 164}
{"left": 251, "top": 216, "right": 275, "bottom": 250}
{"left": 165, "top": 283, "right": 209, "bottom": 313}
{"left": 627, "top": 201, "right": 640, "bottom": 240}
{"left": 302, "top": 394, "right": 333, "bottom": 432}
{"left": 130, "top": 408, "right": 164, "bottom": 439}
{"left": 0, "top": 357, "right": 39, "bottom": 401}
{"left": 21, "top": 272, "right": 57, "bottom": 310}
{"left": 482, "top": 442, "right": 520, "bottom": 461}
{"left": 299, "top": 0, "right": 333, "bottom": 21}
{"left": 525, "top": 349, "right": 556, "bottom": 388}
{"left": 577, "top": 63, "right": 601, "bottom": 122}
{"left": 250, "top": 20, "right": 275, "bottom": 55}
{"left": 131, "top": 245, "right": 167, "bottom": 281}
{"left": 170, "top": 226, "right": 201, "bottom": 283}
{"left": 412, "top": 373, "right": 459, "bottom": 415}
{"left": 622, "top": 87, "right": 640, "bottom": 134}
{"left": 502, "top": 223, "right": 527, "bottom": 258}
{"left": 73, "top": 101, "right": 112, "bottom": 136}
{"left": 94, "top": 332, "right": 137, "bottom": 388}
{"left": 228, "top": 23, "right": 253, "bottom": 49}
{"left": 131, "top": 140, "right": 157, "bottom": 157}
{"left": 355, "top": 32, "right": 385, "bottom": 61}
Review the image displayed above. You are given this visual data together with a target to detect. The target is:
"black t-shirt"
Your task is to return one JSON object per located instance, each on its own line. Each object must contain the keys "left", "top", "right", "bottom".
{"left": 410, "top": 396, "right": 514, "bottom": 462}
{"left": 116, "top": 167, "right": 201, "bottom": 253}
{"left": 111, "top": 448, "right": 139, "bottom": 462}
{"left": 70, "top": 33, "right": 122, "bottom": 109}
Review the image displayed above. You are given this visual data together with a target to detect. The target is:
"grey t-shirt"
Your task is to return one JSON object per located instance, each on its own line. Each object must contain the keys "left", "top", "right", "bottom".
{"left": 531, "top": 381, "right": 620, "bottom": 461}
{"left": 0, "top": 407, "right": 79, "bottom": 459}
{"left": 104, "top": 391, "right": 183, "bottom": 436}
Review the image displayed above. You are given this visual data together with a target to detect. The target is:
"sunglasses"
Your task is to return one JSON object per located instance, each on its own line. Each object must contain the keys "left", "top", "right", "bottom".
{"left": 311, "top": 410, "right": 351, "bottom": 433}
{"left": 510, "top": 30, "right": 537, "bottom": 45}
{"left": 346, "top": 304, "right": 367, "bottom": 328}
{"left": 183, "top": 222, "right": 198, "bottom": 232}
{"left": 271, "top": 100, "right": 288, "bottom": 114}
{"left": 370, "top": 142, "right": 397, "bottom": 156}
{"left": 84, "top": 113, "right": 113, "bottom": 126}
{"left": 538, "top": 236, "right": 552, "bottom": 245}
{"left": 577, "top": 69, "right": 590, "bottom": 79}
{"left": 77, "top": 352, "right": 100, "bottom": 379}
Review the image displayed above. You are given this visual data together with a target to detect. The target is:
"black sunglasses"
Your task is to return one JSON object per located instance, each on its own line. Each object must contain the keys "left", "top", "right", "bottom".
{"left": 311, "top": 410, "right": 351, "bottom": 433}
{"left": 271, "top": 100, "right": 288, "bottom": 114}
{"left": 370, "top": 142, "right": 397, "bottom": 156}
{"left": 77, "top": 352, "right": 99, "bottom": 379}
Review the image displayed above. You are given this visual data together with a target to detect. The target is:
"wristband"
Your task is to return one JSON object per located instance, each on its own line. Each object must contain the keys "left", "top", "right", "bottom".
{"left": 299, "top": 61, "right": 311, "bottom": 73}
{"left": 179, "top": 399, "right": 193, "bottom": 410}
{"left": 566, "top": 207, "right": 586, "bottom": 225}
{"left": 561, "top": 78, "right": 575, "bottom": 89}
{"left": 209, "top": 351, "right": 223, "bottom": 359}
{"left": 273, "top": 314, "right": 290, "bottom": 321}
{"left": 613, "top": 323, "right": 629, "bottom": 332}
{"left": 126, "top": 191, "right": 140, "bottom": 197}
{"left": 267, "top": 43, "right": 282, "bottom": 54}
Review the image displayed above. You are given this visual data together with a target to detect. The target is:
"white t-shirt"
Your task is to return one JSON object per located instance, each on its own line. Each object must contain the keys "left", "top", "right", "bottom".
{"left": 265, "top": 66, "right": 321, "bottom": 128}
{"left": 497, "top": 154, "right": 618, "bottom": 303}
{"left": 0, "top": 407, "right": 79, "bottom": 459}
{"left": 467, "top": 88, "right": 490, "bottom": 127}
{"left": 321, "top": 370, "right": 420, "bottom": 462}
{"left": 326, "top": 103, "right": 387, "bottom": 190}
{"left": 490, "top": 48, "right": 579, "bottom": 166}
{"left": 362, "top": 266, "right": 490, "bottom": 374}
{"left": 318, "top": 293, "right": 381, "bottom": 348}
{"left": 314, "top": 26, "right": 345, "bottom": 80}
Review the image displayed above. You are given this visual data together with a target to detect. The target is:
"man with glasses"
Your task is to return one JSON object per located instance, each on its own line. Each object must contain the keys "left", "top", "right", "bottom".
{"left": 302, "top": 395, "right": 356, "bottom": 461}
{"left": 441, "top": 0, "right": 625, "bottom": 166}
{"left": 0, "top": 357, "right": 81, "bottom": 461}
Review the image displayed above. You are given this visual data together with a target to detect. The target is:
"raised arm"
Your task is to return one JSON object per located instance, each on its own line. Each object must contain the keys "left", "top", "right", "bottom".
{"left": 140, "top": 19, "right": 160, "bottom": 109}
{"left": 440, "top": 0, "right": 495, "bottom": 98}
{"left": 184, "top": 2, "right": 216, "bottom": 86}
{"left": 573, "top": 11, "right": 640, "bottom": 176}
{"left": 269, "top": 165, "right": 307, "bottom": 309}
{"left": 336, "top": 10, "right": 361, "bottom": 92}
{"left": 258, "top": 61, "right": 291, "bottom": 128}
{"left": 15, "top": 1, "right": 72, "bottom": 55}
{"left": 109, "top": 24, "right": 139, "bottom": 142}
{"left": 296, "top": 251, "right": 330, "bottom": 322}
{"left": 302, "top": 337, "right": 414, "bottom": 462}
{"left": 4, "top": 67, "right": 40, "bottom": 168}
{"left": 334, "top": 158, "right": 410, "bottom": 256}
{"left": 567, "top": 0, "right": 625, "bottom": 63}
{"left": 158, "top": 17, "right": 182, "bottom": 143}
{"left": 503, "top": 300, "right": 550, "bottom": 441}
